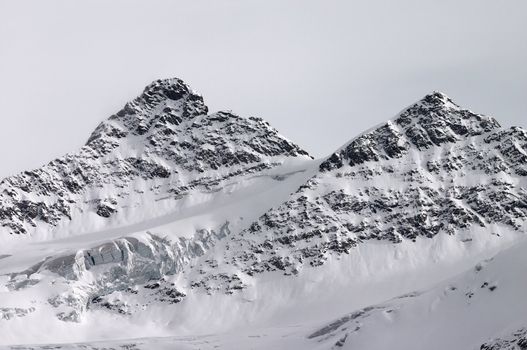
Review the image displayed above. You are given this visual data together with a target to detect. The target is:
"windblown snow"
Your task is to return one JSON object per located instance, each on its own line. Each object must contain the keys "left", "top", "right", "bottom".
{"left": 0, "top": 80, "right": 526, "bottom": 349}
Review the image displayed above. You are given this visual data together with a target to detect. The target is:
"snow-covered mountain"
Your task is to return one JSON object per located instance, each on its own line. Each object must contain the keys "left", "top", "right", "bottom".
{"left": 0, "top": 79, "right": 526, "bottom": 349}
{"left": 0, "top": 78, "right": 310, "bottom": 240}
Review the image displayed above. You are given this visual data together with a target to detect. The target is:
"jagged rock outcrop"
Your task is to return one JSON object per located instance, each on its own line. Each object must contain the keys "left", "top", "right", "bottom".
{"left": 320, "top": 92, "right": 501, "bottom": 171}
{"left": 480, "top": 329, "right": 527, "bottom": 350}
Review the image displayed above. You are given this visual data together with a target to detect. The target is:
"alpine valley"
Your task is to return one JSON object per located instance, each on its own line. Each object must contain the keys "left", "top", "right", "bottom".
{"left": 1, "top": 78, "right": 526, "bottom": 350}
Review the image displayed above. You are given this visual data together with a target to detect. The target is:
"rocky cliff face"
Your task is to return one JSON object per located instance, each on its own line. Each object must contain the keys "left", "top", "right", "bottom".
{"left": 0, "top": 81, "right": 526, "bottom": 349}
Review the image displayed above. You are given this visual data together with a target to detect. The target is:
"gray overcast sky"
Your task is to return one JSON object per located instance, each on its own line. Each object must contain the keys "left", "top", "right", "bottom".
{"left": 0, "top": 0, "right": 526, "bottom": 178}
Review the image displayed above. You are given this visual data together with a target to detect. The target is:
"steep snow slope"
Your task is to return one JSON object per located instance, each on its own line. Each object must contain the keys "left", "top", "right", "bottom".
{"left": 0, "top": 82, "right": 526, "bottom": 348}
{"left": 306, "top": 236, "right": 527, "bottom": 350}
{"left": 2, "top": 237, "right": 527, "bottom": 349}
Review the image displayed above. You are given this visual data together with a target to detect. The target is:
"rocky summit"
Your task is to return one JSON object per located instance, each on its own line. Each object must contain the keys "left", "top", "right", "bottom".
{"left": 0, "top": 79, "right": 526, "bottom": 350}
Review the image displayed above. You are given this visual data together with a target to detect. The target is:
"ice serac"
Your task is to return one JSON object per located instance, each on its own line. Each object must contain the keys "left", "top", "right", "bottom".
{"left": 1, "top": 86, "right": 527, "bottom": 349}
{"left": 0, "top": 78, "right": 311, "bottom": 239}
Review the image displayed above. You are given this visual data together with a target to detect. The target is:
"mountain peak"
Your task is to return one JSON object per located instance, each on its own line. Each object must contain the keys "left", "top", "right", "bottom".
{"left": 133, "top": 77, "right": 208, "bottom": 117}
{"left": 395, "top": 91, "right": 500, "bottom": 134}
{"left": 86, "top": 78, "right": 208, "bottom": 145}
{"left": 419, "top": 91, "right": 456, "bottom": 107}
{"left": 140, "top": 78, "right": 197, "bottom": 102}
{"left": 0, "top": 77, "right": 311, "bottom": 237}
{"left": 320, "top": 92, "right": 501, "bottom": 171}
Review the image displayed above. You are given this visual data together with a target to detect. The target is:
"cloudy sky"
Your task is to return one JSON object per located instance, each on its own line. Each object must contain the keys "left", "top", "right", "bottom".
{"left": 0, "top": 0, "right": 526, "bottom": 178}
